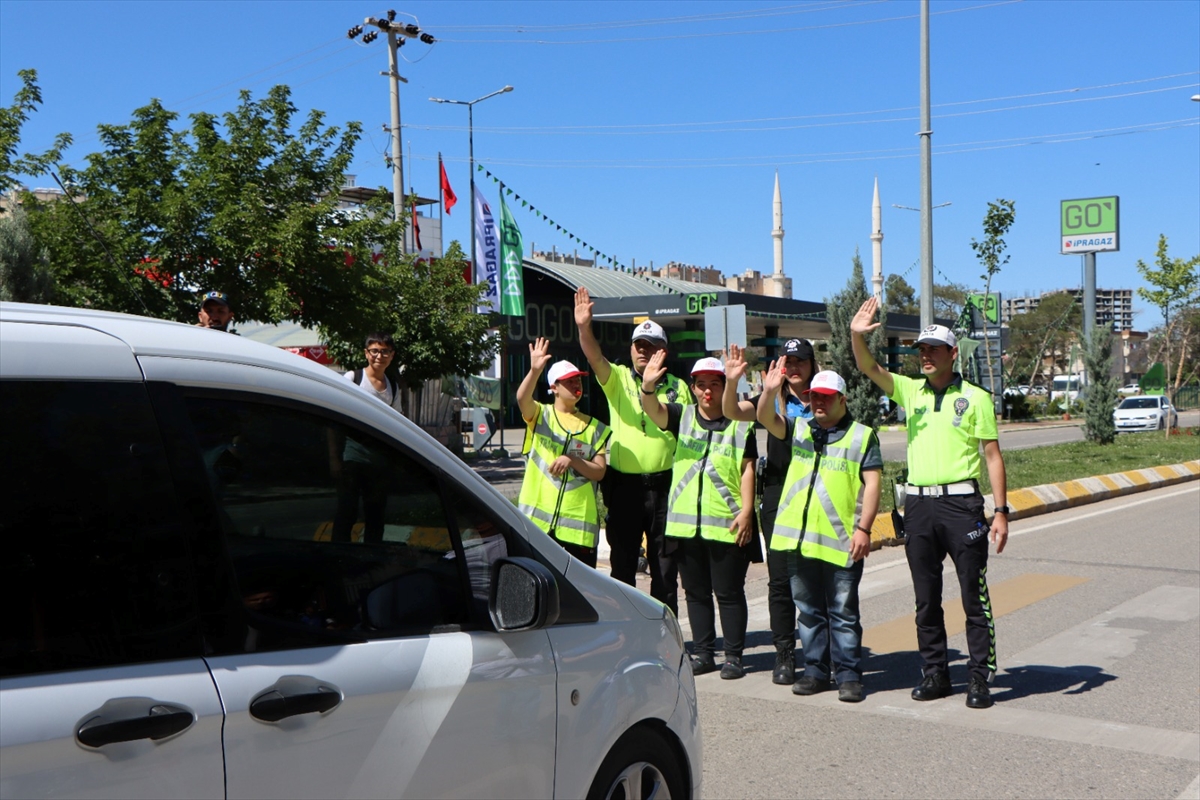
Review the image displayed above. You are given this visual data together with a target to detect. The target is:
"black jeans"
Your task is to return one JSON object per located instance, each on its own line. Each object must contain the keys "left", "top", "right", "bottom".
{"left": 905, "top": 492, "right": 996, "bottom": 683}
{"left": 677, "top": 536, "right": 750, "bottom": 659}
{"left": 603, "top": 469, "right": 678, "bottom": 615}
{"left": 558, "top": 539, "right": 597, "bottom": 569}
{"left": 760, "top": 484, "right": 798, "bottom": 652}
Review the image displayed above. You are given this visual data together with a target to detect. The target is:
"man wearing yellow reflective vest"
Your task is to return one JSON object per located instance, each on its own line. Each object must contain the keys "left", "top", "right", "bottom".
{"left": 574, "top": 288, "right": 693, "bottom": 613}
{"left": 516, "top": 337, "right": 612, "bottom": 567}
{"left": 641, "top": 353, "right": 758, "bottom": 680}
{"left": 851, "top": 297, "right": 1009, "bottom": 710}
{"left": 758, "top": 366, "right": 881, "bottom": 702}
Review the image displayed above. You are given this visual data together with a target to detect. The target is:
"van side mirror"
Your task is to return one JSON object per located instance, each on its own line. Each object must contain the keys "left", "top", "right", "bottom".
{"left": 489, "top": 557, "right": 560, "bottom": 631}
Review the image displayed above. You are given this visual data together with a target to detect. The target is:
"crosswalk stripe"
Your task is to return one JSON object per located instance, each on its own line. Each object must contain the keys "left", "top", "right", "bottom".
{"left": 863, "top": 573, "right": 1090, "bottom": 655}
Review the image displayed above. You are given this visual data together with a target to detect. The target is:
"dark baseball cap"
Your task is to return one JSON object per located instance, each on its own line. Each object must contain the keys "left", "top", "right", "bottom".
{"left": 202, "top": 291, "right": 230, "bottom": 308}
{"left": 782, "top": 338, "right": 814, "bottom": 360}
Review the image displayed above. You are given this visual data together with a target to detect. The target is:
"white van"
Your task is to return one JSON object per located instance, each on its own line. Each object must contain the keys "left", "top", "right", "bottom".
{"left": 1050, "top": 374, "right": 1082, "bottom": 404}
{"left": 0, "top": 303, "right": 700, "bottom": 800}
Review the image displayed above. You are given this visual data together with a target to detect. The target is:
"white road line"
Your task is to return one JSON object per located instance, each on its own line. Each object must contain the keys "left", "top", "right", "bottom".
{"left": 1177, "top": 774, "right": 1200, "bottom": 800}
{"left": 1007, "top": 484, "right": 1199, "bottom": 539}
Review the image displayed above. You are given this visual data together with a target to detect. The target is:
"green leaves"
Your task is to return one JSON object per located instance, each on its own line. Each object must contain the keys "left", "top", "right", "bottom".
{"left": 1, "top": 69, "right": 72, "bottom": 192}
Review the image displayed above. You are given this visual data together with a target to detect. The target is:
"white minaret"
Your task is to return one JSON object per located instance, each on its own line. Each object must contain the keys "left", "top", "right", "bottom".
{"left": 772, "top": 171, "right": 785, "bottom": 281}
{"left": 871, "top": 177, "right": 884, "bottom": 301}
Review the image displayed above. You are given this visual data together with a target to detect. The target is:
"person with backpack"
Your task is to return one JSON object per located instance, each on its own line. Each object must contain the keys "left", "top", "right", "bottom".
{"left": 344, "top": 332, "right": 401, "bottom": 410}
{"left": 516, "top": 337, "right": 611, "bottom": 567}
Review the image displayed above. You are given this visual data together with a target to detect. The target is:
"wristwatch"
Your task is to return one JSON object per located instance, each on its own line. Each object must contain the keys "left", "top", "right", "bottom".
{"left": 640, "top": 385, "right": 657, "bottom": 395}
{"left": 994, "top": 505, "right": 1011, "bottom": 515}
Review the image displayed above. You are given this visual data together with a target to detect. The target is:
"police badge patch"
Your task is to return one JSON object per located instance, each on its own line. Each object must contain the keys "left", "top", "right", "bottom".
{"left": 953, "top": 396, "right": 969, "bottom": 427}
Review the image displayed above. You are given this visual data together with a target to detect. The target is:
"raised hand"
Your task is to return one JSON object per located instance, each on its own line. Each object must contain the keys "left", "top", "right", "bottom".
{"left": 574, "top": 287, "right": 594, "bottom": 328}
{"left": 529, "top": 337, "right": 553, "bottom": 373}
{"left": 851, "top": 297, "right": 883, "bottom": 336}
{"left": 762, "top": 358, "right": 785, "bottom": 394}
{"left": 642, "top": 349, "right": 668, "bottom": 390}
{"left": 725, "top": 344, "right": 748, "bottom": 384}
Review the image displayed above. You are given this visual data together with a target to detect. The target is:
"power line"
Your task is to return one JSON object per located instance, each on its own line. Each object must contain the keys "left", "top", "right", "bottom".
{"left": 435, "top": 1, "right": 1022, "bottom": 44}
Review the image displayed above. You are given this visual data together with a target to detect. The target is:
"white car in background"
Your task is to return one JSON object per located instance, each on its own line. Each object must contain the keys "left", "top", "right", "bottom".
{"left": 0, "top": 303, "right": 700, "bottom": 800}
{"left": 1117, "top": 382, "right": 1142, "bottom": 397}
{"left": 1112, "top": 394, "right": 1177, "bottom": 432}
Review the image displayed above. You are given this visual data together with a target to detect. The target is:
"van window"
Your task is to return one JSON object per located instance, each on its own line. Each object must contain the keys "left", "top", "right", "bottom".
{"left": 0, "top": 381, "right": 202, "bottom": 677}
{"left": 181, "top": 396, "right": 500, "bottom": 651}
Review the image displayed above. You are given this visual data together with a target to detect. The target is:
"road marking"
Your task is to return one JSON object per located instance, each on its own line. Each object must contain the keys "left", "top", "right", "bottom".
{"left": 1007, "top": 484, "right": 1198, "bottom": 539}
{"left": 1178, "top": 774, "right": 1200, "bottom": 800}
{"left": 862, "top": 573, "right": 1090, "bottom": 655}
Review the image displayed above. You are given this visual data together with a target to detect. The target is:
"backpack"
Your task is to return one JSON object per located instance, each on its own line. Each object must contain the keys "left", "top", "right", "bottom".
{"left": 353, "top": 369, "right": 399, "bottom": 404}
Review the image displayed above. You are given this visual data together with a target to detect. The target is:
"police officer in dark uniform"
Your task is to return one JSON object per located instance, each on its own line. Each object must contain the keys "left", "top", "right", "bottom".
{"left": 851, "top": 297, "right": 1009, "bottom": 709}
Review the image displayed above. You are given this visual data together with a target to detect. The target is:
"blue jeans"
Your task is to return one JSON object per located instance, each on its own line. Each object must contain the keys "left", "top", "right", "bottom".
{"left": 786, "top": 552, "right": 864, "bottom": 684}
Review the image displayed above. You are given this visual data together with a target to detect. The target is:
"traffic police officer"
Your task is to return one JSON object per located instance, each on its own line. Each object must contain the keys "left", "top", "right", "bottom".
{"left": 722, "top": 339, "right": 817, "bottom": 685}
{"left": 574, "top": 288, "right": 692, "bottom": 613}
{"left": 758, "top": 367, "right": 881, "bottom": 702}
{"left": 642, "top": 352, "right": 757, "bottom": 679}
{"left": 851, "top": 297, "right": 1009, "bottom": 709}
{"left": 515, "top": 337, "right": 611, "bottom": 567}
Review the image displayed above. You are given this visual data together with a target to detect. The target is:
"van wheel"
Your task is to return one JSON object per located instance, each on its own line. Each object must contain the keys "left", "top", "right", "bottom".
{"left": 587, "top": 727, "right": 687, "bottom": 800}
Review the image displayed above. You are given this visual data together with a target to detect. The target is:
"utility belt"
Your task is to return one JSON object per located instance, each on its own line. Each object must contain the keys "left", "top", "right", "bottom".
{"left": 905, "top": 480, "right": 979, "bottom": 498}
{"left": 608, "top": 468, "right": 673, "bottom": 491}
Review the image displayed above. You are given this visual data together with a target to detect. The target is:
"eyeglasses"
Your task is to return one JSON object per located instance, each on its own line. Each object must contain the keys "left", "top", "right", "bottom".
{"left": 366, "top": 349, "right": 394, "bottom": 357}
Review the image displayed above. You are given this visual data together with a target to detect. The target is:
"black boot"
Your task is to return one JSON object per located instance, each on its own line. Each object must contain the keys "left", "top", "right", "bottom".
{"left": 772, "top": 646, "right": 795, "bottom": 685}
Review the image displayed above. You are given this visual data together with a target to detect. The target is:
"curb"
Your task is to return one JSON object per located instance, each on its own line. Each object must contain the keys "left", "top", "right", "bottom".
{"left": 866, "top": 459, "right": 1200, "bottom": 548}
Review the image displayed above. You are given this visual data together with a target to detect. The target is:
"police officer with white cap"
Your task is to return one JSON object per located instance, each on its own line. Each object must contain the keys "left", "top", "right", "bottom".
{"left": 851, "top": 296, "right": 1009, "bottom": 709}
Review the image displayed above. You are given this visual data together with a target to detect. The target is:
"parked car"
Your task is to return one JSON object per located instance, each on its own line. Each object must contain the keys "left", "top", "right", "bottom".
{"left": 1117, "top": 382, "right": 1142, "bottom": 397}
{"left": 0, "top": 303, "right": 700, "bottom": 800}
{"left": 1112, "top": 394, "right": 1177, "bottom": 432}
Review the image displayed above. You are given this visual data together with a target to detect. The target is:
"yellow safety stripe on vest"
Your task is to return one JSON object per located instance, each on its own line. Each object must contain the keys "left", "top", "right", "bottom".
{"left": 519, "top": 503, "right": 600, "bottom": 538}
{"left": 665, "top": 406, "right": 748, "bottom": 540}
{"left": 772, "top": 421, "right": 869, "bottom": 565}
{"left": 527, "top": 447, "right": 589, "bottom": 493}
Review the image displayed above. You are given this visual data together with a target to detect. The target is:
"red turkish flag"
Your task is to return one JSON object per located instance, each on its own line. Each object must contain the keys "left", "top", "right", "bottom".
{"left": 439, "top": 157, "right": 457, "bottom": 215}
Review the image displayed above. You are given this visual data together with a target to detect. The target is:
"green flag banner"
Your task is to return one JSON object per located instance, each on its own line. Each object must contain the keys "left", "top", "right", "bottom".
{"left": 499, "top": 189, "right": 525, "bottom": 317}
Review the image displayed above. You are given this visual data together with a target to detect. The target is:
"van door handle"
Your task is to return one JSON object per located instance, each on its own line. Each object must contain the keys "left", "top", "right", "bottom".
{"left": 76, "top": 699, "right": 195, "bottom": 748}
{"left": 249, "top": 676, "right": 342, "bottom": 723}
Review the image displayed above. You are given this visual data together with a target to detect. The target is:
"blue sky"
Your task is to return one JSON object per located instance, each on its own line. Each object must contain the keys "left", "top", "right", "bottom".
{"left": 3, "top": 1, "right": 1198, "bottom": 327}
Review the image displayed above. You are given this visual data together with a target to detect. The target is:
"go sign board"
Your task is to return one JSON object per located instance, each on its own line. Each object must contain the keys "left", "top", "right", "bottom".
{"left": 1061, "top": 196, "right": 1119, "bottom": 254}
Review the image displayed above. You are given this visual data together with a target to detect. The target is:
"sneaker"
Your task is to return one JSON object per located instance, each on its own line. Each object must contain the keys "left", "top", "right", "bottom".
{"left": 720, "top": 656, "right": 744, "bottom": 680}
{"left": 772, "top": 649, "right": 796, "bottom": 686}
{"left": 911, "top": 672, "right": 952, "bottom": 701}
{"left": 838, "top": 681, "right": 865, "bottom": 703}
{"left": 966, "top": 677, "right": 993, "bottom": 709}
{"left": 791, "top": 676, "right": 830, "bottom": 696}
{"left": 690, "top": 654, "right": 717, "bottom": 676}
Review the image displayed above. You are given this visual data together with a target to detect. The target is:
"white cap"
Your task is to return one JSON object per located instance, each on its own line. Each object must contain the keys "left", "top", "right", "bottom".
{"left": 632, "top": 319, "right": 668, "bottom": 346}
{"left": 916, "top": 324, "right": 957, "bottom": 348}
{"left": 808, "top": 370, "right": 847, "bottom": 395}
{"left": 690, "top": 357, "right": 725, "bottom": 377}
{"left": 547, "top": 360, "right": 588, "bottom": 385}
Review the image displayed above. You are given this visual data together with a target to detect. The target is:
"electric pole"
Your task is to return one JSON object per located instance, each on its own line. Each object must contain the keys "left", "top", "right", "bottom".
{"left": 346, "top": 11, "right": 436, "bottom": 254}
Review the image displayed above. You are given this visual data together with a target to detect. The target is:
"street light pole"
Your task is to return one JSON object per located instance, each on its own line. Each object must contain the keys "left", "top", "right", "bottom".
{"left": 918, "top": 0, "right": 935, "bottom": 330}
{"left": 430, "top": 86, "right": 514, "bottom": 449}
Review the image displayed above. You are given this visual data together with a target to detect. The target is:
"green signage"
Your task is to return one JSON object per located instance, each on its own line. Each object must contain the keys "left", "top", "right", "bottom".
{"left": 1060, "top": 196, "right": 1119, "bottom": 253}
{"left": 967, "top": 293, "right": 1000, "bottom": 324}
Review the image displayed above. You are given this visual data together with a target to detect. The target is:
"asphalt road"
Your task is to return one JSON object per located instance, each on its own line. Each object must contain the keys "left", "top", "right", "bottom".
{"left": 646, "top": 483, "right": 1200, "bottom": 799}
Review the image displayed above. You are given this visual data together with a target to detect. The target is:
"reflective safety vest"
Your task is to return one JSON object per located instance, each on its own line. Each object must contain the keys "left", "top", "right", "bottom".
{"left": 770, "top": 419, "right": 870, "bottom": 567}
{"left": 664, "top": 406, "right": 751, "bottom": 543}
{"left": 518, "top": 405, "right": 611, "bottom": 549}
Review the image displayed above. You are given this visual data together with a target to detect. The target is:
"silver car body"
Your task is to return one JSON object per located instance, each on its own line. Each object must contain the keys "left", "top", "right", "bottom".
{"left": 0, "top": 303, "right": 700, "bottom": 799}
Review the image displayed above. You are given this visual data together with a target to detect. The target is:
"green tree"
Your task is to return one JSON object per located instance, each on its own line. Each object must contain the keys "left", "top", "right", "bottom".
{"left": 0, "top": 69, "right": 72, "bottom": 194}
{"left": 933, "top": 281, "right": 969, "bottom": 324}
{"left": 969, "top": 199, "right": 1016, "bottom": 406}
{"left": 1004, "top": 292, "right": 1081, "bottom": 388}
{"left": 824, "top": 249, "right": 887, "bottom": 428}
{"left": 25, "top": 85, "right": 496, "bottom": 390}
{"left": 0, "top": 207, "right": 55, "bottom": 302}
{"left": 1136, "top": 235, "right": 1200, "bottom": 427}
{"left": 884, "top": 273, "right": 918, "bottom": 316}
{"left": 1081, "top": 325, "right": 1118, "bottom": 444}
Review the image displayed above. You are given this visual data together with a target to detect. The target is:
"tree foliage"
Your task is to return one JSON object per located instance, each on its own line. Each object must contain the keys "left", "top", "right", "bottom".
{"left": 884, "top": 273, "right": 917, "bottom": 316}
{"left": 22, "top": 85, "right": 496, "bottom": 381}
{"left": 0, "top": 69, "right": 72, "bottom": 194}
{"left": 0, "top": 207, "right": 55, "bottom": 302}
{"left": 969, "top": 199, "right": 1016, "bottom": 406}
{"left": 1004, "top": 292, "right": 1082, "bottom": 387}
{"left": 1135, "top": 235, "right": 1200, "bottom": 404}
{"left": 1081, "top": 326, "right": 1118, "bottom": 444}
{"left": 825, "top": 250, "right": 887, "bottom": 428}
